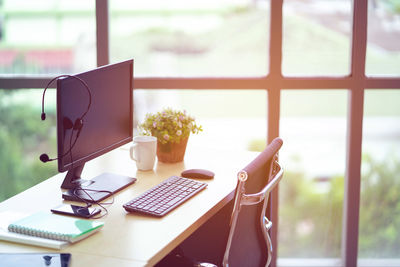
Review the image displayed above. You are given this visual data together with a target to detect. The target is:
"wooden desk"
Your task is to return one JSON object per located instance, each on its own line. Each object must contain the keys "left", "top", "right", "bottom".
{"left": 0, "top": 146, "right": 255, "bottom": 267}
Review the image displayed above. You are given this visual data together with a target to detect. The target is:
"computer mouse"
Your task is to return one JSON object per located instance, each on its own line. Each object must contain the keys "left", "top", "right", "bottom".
{"left": 181, "top": 169, "right": 215, "bottom": 180}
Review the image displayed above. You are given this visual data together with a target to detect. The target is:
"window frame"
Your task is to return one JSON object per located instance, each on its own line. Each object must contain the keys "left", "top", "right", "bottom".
{"left": 1, "top": 0, "right": 400, "bottom": 266}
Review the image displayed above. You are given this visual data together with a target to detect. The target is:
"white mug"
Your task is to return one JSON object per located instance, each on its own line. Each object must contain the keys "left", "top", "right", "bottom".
{"left": 130, "top": 136, "right": 157, "bottom": 171}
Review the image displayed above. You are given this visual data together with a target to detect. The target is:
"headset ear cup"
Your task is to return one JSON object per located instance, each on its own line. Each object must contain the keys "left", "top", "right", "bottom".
{"left": 73, "top": 119, "right": 83, "bottom": 130}
{"left": 63, "top": 117, "right": 74, "bottom": 129}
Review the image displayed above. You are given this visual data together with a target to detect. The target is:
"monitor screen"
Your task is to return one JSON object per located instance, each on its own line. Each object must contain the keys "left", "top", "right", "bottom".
{"left": 57, "top": 60, "right": 133, "bottom": 172}
{"left": 56, "top": 59, "right": 136, "bottom": 202}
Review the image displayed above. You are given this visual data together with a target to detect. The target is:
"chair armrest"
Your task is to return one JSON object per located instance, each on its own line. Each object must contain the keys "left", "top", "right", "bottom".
{"left": 240, "top": 162, "right": 283, "bottom": 206}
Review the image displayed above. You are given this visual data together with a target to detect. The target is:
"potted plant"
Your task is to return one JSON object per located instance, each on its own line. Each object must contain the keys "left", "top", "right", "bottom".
{"left": 139, "top": 108, "right": 202, "bottom": 163}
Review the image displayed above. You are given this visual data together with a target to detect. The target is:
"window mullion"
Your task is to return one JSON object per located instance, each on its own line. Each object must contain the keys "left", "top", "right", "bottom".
{"left": 342, "top": 0, "right": 368, "bottom": 266}
{"left": 269, "top": 0, "right": 283, "bottom": 80}
{"left": 268, "top": 87, "right": 281, "bottom": 267}
{"left": 350, "top": 0, "right": 368, "bottom": 79}
{"left": 268, "top": 1, "right": 283, "bottom": 267}
{"left": 96, "top": 0, "right": 110, "bottom": 67}
{"left": 0, "top": 76, "right": 53, "bottom": 89}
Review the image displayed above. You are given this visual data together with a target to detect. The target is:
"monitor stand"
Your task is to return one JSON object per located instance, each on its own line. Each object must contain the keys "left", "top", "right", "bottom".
{"left": 61, "top": 164, "right": 136, "bottom": 203}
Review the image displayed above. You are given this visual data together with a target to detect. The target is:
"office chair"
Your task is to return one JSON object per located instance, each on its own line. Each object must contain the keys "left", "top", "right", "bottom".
{"left": 157, "top": 137, "right": 284, "bottom": 267}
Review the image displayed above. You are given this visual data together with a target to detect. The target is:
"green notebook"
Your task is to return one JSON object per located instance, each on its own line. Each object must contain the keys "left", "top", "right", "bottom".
{"left": 8, "top": 211, "right": 104, "bottom": 243}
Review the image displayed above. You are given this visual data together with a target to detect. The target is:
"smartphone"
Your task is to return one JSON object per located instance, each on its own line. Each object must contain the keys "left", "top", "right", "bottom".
{"left": 51, "top": 204, "right": 101, "bottom": 219}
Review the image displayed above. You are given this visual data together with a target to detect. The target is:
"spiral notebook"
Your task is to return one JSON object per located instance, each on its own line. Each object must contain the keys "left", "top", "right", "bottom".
{"left": 7, "top": 211, "right": 104, "bottom": 243}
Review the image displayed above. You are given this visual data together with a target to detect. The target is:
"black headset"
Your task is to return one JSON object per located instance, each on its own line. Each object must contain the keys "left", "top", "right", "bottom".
{"left": 40, "top": 75, "right": 92, "bottom": 163}
{"left": 41, "top": 74, "right": 113, "bottom": 218}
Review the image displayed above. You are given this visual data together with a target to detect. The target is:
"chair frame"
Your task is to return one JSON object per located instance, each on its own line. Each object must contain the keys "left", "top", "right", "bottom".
{"left": 222, "top": 158, "right": 283, "bottom": 267}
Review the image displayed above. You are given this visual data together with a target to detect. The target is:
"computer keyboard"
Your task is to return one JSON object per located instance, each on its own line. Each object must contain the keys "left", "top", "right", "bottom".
{"left": 123, "top": 176, "right": 208, "bottom": 217}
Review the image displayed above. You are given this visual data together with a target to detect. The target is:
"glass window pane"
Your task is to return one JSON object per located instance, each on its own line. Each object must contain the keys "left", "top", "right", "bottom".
{"left": 278, "top": 90, "right": 347, "bottom": 261}
{"left": 366, "top": 1, "right": 400, "bottom": 76}
{"left": 358, "top": 90, "right": 400, "bottom": 265}
{"left": 133, "top": 89, "right": 267, "bottom": 151}
{"left": 282, "top": 0, "right": 352, "bottom": 76}
{"left": 110, "top": 0, "right": 269, "bottom": 77}
{"left": 0, "top": 0, "right": 96, "bottom": 75}
{"left": 0, "top": 89, "right": 57, "bottom": 202}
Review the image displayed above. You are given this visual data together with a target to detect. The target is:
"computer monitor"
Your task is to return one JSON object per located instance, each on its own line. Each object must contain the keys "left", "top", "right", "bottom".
{"left": 57, "top": 59, "right": 136, "bottom": 202}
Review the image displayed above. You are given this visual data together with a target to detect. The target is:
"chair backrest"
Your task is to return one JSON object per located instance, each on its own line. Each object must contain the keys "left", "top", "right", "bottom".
{"left": 223, "top": 137, "right": 283, "bottom": 267}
